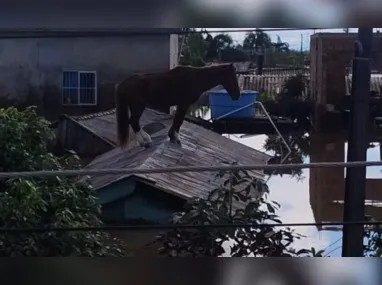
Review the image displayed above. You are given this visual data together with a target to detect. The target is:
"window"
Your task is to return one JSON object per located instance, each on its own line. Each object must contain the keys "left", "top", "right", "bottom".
{"left": 62, "top": 71, "right": 97, "bottom": 105}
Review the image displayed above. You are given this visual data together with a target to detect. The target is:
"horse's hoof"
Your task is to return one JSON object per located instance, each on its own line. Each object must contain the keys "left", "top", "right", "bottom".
{"left": 137, "top": 141, "right": 152, "bottom": 148}
{"left": 143, "top": 141, "right": 153, "bottom": 148}
{"left": 170, "top": 138, "right": 181, "bottom": 146}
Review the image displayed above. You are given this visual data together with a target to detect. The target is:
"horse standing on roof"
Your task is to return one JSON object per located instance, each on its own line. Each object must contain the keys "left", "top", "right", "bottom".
{"left": 115, "top": 64, "right": 241, "bottom": 148}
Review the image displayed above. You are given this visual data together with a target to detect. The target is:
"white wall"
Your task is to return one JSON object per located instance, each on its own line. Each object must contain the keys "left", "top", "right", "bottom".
{"left": 169, "top": 34, "right": 179, "bottom": 114}
{"left": 169, "top": 34, "right": 179, "bottom": 69}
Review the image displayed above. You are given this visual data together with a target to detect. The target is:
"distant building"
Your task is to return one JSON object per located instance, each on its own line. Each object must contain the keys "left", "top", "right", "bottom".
{"left": 309, "top": 134, "right": 382, "bottom": 231}
{"left": 0, "top": 28, "right": 180, "bottom": 119}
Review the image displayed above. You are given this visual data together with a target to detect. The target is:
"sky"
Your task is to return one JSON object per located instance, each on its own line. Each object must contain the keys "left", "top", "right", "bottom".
{"left": 205, "top": 28, "right": 382, "bottom": 51}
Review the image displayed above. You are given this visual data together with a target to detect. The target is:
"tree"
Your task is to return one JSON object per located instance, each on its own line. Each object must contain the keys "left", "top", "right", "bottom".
{"left": 179, "top": 28, "right": 208, "bottom": 67}
{"left": 273, "top": 35, "right": 290, "bottom": 52}
{"left": 243, "top": 29, "right": 272, "bottom": 54}
{"left": 213, "top": 33, "right": 234, "bottom": 50}
{"left": 204, "top": 33, "right": 235, "bottom": 62}
{"left": 0, "top": 106, "right": 127, "bottom": 256}
{"left": 205, "top": 32, "right": 218, "bottom": 61}
{"left": 153, "top": 166, "right": 318, "bottom": 257}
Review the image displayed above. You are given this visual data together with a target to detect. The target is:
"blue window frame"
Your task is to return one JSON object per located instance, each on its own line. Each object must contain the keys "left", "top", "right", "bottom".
{"left": 62, "top": 70, "right": 97, "bottom": 105}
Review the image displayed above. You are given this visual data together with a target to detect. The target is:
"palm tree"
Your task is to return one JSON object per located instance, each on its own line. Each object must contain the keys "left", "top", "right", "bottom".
{"left": 273, "top": 35, "right": 290, "bottom": 52}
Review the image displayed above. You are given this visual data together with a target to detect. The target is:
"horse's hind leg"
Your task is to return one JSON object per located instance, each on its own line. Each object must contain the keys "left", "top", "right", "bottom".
{"left": 130, "top": 105, "right": 152, "bottom": 148}
{"left": 168, "top": 105, "right": 188, "bottom": 145}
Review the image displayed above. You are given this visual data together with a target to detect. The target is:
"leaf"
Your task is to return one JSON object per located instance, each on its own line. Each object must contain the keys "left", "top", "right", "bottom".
{"left": 234, "top": 192, "right": 249, "bottom": 202}
{"left": 296, "top": 249, "right": 311, "bottom": 255}
{"left": 266, "top": 203, "right": 276, "bottom": 214}
{"left": 180, "top": 210, "right": 200, "bottom": 222}
{"left": 375, "top": 247, "right": 382, "bottom": 257}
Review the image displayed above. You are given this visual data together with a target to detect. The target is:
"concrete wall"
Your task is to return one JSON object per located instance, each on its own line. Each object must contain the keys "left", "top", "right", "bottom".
{"left": 0, "top": 34, "right": 172, "bottom": 119}
{"left": 309, "top": 134, "right": 382, "bottom": 224}
{"left": 310, "top": 33, "right": 382, "bottom": 107}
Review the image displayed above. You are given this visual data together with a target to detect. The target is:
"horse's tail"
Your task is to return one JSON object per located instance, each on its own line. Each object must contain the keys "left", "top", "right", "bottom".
{"left": 115, "top": 83, "right": 130, "bottom": 148}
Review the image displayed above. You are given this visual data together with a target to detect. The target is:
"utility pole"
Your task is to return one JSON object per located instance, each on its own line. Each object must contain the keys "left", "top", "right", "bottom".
{"left": 300, "top": 34, "right": 303, "bottom": 67}
{"left": 342, "top": 28, "right": 373, "bottom": 257}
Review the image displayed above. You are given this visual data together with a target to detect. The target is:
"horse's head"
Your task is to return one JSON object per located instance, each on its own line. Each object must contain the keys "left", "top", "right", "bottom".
{"left": 220, "top": 64, "right": 241, "bottom": 101}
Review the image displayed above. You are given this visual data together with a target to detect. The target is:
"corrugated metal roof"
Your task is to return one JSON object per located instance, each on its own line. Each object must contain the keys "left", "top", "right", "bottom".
{"left": 345, "top": 74, "right": 382, "bottom": 95}
{"left": 237, "top": 74, "right": 309, "bottom": 95}
{"left": 236, "top": 74, "right": 382, "bottom": 96}
{"left": 70, "top": 108, "right": 172, "bottom": 146}
{"left": 64, "top": 108, "right": 271, "bottom": 203}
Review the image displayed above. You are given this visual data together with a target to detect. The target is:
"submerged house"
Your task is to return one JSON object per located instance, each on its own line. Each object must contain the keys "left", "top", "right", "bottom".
{"left": 0, "top": 28, "right": 180, "bottom": 119}
{"left": 54, "top": 108, "right": 271, "bottom": 255}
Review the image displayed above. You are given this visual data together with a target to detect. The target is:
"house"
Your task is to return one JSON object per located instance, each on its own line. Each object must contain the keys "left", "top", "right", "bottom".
{"left": 0, "top": 28, "right": 180, "bottom": 119}
{"left": 54, "top": 108, "right": 271, "bottom": 255}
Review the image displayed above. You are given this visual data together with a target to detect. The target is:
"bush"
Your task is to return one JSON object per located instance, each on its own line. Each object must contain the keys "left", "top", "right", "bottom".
{"left": 0, "top": 106, "right": 127, "bottom": 256}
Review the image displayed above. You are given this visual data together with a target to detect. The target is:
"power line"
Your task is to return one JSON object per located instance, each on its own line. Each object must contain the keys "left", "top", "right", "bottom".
{"left": 0, "top": 220, "right": 380, "bottom": 233}
{"left": 0, "top": 28, "right": 334, "bottom": 40}
{"left": 323, "top": 236, "right": 343, "bottom": 257}
{"left": 192, "top": 28, "right": 331, "bottom": 34}
{"left": 1, "top": 160, "right": 382, "bottom": 179}
{"left": 325, "top": 245, "right": 343, "bottom": 257}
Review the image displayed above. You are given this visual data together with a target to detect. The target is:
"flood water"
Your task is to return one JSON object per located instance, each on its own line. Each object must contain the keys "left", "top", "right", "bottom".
{"left": 227, "top": 133, "right": 382, "bottom": 257}
{"left": 196, "top": 108, "right": 382, "bottom": 257}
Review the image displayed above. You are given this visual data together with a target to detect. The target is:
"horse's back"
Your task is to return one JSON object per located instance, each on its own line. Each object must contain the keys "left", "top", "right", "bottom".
{"left": 117, "top": 67, "right": 199, "bottom": 105}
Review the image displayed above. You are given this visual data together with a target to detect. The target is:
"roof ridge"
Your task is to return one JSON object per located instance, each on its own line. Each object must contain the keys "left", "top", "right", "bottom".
{"left": 72, "top": 109, "right": 116, "bottom": 121}
{"left": 69, "top": 107, "right": 172, "bottom": 122}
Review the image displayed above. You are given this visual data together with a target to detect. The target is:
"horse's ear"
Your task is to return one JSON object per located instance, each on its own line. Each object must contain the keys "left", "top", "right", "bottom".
{"left": 229, "top": 63, "right": 237, "bottom": 72}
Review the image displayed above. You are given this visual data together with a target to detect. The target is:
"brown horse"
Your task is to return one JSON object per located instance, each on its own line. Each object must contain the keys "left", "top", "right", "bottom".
{"left": 115, "top": 64, "right": 241, "bottom": 148}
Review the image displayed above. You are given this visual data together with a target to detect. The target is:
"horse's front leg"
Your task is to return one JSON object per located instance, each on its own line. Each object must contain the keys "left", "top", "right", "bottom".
{"left": 168, "top": 105, "right": 188, "bottom": 145}
{"left": 130, "top": 105, "right": 152, "bottom": 148}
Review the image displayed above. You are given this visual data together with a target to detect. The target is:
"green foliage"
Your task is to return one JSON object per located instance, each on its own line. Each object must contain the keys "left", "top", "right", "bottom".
{"left": 153, "top": 166, "right": 316, "bottom": 257}
{"left": 205, "top": 33, "right": 235, "bottom": 61}
{"left": 180, "top": 29, "right": 298, "bottom": 66}
{"left": 257, "top": 92, "right": 274, "bottom": 103}
{"left": 364, "top": 226, "right": 382, "bottom": 257}
{"left": 295, "top": 247, "right": 325, "bottom": 257}
{"left": 280, "top": 73, "right": 310, "bottom": 101}
{"left": 273, "top": 35, "right": 290, "bottom": 52}
{"left": 0, "top": 106, "right": 127, "bottom": 256}
{"left": 179, "top": 28, "right": 209, "bottom": 67}
{"left": 243, "top": 30, "right": 273, "bottom": 53}
{"left": 263, "top": 133, "right": 308, "bottom": 179}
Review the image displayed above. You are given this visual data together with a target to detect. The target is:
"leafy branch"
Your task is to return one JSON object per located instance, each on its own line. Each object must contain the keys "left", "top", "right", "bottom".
{"left": 152, "top": 164, "right": 319, "bottom": 257}
{"left": 0, "top": 106, "right": 128, "bottom": 256}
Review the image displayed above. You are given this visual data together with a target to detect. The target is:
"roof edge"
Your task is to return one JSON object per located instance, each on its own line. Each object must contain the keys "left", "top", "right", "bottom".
{"left": 59, "top": 113, "right": 117, "bottom": 148}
